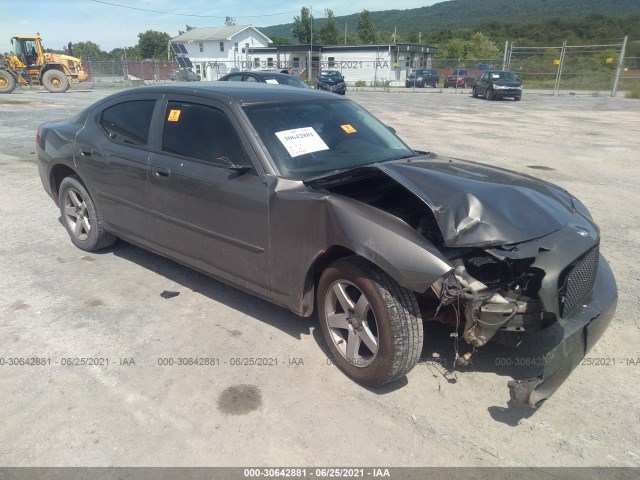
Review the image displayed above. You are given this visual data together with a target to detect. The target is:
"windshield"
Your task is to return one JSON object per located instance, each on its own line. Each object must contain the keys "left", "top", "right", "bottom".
{"left": 489, "top": 71, "right": 518, "bottom": 81}
{"left": 244, "top": 99, "right": 413, "bottom": 180}
{"left": 319, "top": 70, "right": 342, "bottom": 79}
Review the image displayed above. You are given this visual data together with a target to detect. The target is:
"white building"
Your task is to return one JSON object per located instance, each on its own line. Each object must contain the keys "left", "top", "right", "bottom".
{"left": 170, "top": 26, "right": 437, "bottom": 85}
{"left": 250, "top": 44, "right": 438, "bottom": 85}
{"left": 170, "top": 25, "right": 271, "bottom": 80}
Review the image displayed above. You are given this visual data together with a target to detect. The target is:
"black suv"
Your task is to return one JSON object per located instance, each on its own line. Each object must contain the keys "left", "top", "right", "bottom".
{"left": 473, "top": 70, "right": 522, "bottom": 101}
{"left": 405, "top": 69, "right": 439, "bottom": 88}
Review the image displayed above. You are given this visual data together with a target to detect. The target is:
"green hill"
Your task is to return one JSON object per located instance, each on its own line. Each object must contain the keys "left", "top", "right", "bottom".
{"left": 259, "top": 0, "right": 640, "bottom": 41}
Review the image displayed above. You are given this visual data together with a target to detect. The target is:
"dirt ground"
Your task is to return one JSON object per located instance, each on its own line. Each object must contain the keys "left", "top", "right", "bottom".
{"left": 0, "top": 86, "right": 639, "bottom": 469}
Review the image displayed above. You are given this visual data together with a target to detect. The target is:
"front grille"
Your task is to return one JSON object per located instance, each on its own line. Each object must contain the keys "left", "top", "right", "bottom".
{"left": 559, "top": 246, "right": 599, "bottom": 317}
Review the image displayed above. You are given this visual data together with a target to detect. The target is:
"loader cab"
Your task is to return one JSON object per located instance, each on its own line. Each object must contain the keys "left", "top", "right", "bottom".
{"left": 12, "top": 36, "right": 43, "bottom": 67}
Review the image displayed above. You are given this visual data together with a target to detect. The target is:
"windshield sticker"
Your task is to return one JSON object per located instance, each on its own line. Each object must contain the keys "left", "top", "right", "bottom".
{"left": 275, "top": 127, "right": 330, "bottom": 157}
{"left": 167, "top": 109, "right": 181, "bottom": 122}
{"left": 340, "top": 124, "right": 357, "bottom": 134}
{"left": 265, "top": 79, "right": 279, "bottom": 84}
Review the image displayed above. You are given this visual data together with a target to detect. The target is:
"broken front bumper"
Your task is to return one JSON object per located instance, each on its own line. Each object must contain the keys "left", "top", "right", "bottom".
{"left": 508, "top": 254, "right": 617, "bottom": 407}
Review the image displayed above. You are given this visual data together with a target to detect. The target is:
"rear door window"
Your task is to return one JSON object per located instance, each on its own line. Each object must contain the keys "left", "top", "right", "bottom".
{"left": 100, "top": 100, "right": 156, "bottom": 146}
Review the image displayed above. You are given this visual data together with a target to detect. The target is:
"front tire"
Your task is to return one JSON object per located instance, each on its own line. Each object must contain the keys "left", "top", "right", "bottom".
{"left": 486, "top": 88, "right": 494, "bottom": 101}
{"left": 318, "top": 257, "right": 423, "bottom": 386}
{"left": 42, "top": 69, "right": 70, "bottom": 93}
{"left": 472, "top": 86, "right": 478, "bottom": 98}
{"left": 0, "top": 70, "right": 17, "bottom": 94}
{"left": 59, "top": 176, "right": 116, "bottom": 251}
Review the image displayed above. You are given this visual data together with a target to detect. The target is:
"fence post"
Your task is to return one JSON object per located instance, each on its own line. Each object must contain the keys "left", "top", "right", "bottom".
{"left": 612, "top": 35, "right": 628, "bottom": 97}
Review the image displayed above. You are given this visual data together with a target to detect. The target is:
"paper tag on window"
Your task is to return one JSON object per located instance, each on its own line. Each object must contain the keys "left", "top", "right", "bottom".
{"left": 275, "top": 127, "right": 329, "bottom": 157}
{"left": 167, "top": 110, "right": 181, "bottom": 122}
{"left": 265, "top": 79, "right": 279, "bottom": 84}
{"left": 341, "top": 124, "right": 357, "bottom": 134}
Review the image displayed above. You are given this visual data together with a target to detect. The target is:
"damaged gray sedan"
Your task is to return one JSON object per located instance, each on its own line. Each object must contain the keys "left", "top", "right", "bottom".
{"left": 37, "top": 83, "right": 617, "bottom": 406}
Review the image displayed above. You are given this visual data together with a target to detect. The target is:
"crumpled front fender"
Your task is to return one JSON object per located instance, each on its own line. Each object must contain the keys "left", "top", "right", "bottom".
{"left": 266, "top": 176, "right": 453, "bottom": 316}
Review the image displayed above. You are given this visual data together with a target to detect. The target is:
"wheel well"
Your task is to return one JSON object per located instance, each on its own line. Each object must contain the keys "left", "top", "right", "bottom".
{"left": 41, "top": 64, "right": 67, "bottom": 79}
{"left": 50, "top": 164, "right": 78, "bottom": 203}
{"left": 301, "top": 246, "right": 356, "bottom": 317}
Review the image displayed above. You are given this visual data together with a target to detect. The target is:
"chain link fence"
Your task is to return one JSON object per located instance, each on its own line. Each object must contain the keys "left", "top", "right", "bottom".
{"left": 83, "top": 60, "right": 178, "bottom": 87}
{"left": 78, "top": 39, "right": 636, "bottom": 96}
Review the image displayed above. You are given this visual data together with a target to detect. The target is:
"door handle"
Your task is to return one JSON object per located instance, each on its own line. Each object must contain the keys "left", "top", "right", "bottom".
{"left": 79, "top": 148, "right": 92, "bottom": 157}
{"left": 152, "top": 166, "right": 171, "bottom": 178}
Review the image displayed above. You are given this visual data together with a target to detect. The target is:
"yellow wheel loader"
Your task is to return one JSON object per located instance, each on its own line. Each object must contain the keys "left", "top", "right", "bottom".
{"left": 0, "top": 33, "right": 88, "bottom": 93}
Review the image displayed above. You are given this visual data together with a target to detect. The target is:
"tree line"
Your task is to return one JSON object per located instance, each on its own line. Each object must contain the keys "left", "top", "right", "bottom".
{"left": 30, "top": 10, "right": 638, "bottom": 62}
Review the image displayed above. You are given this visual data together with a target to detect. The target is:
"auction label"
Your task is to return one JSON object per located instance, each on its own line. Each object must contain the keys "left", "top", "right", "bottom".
{"left": 275, "top": 127, "right": 329, "bottom": 157}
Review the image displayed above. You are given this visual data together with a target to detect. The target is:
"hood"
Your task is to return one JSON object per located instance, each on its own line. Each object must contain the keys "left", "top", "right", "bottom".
{"left": 318, "top": 77, "right": 344, "bottom": 84}
{"left": 309, "top": 156, "right": 576, "bottom": 248}
{"left": 379, "top": 157, "right": 574, "bottom": 247}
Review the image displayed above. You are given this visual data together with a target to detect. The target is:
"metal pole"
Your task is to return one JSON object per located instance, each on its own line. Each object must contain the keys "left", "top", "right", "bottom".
{"left": 612, "top": 35, "right": 628, "bottom": 97}
{"left": 502, "top": 41, "right": 508, "bottom": 70}
{"left": 506, "top": 43, "right": 513, "bottom": 71}
{"left": 554, "top": 41, "right": 566, "bottom": 96}
{"left": 309, "top": 5, "right": 313, "bottom": 82}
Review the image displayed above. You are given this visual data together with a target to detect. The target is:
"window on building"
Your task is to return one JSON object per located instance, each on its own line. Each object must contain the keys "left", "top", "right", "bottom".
{"left": 234, "top": 42, "right": 239, "bottom": 51}
{"left": 219, "top": 42, "right": 224, "bottom": 52}
{"left": 199, "top": 42, "right": 204, "bottom": 53}
{"left": 162, "top": 102, "right": 250, "bottom": 167}
{"left": 253, "top": 57, "right": 260, "bottom": 67}
{"left": 328, "top": 57, "right": 336, "bottom": 67}
{"left": 100, "top": 100, "right": 156, "bottom": 146}
{"left": 292, "top": 57, "right": 300, "bottom": 68}
{"left": 267, "top": 58, "right": 273, "bottom": 67}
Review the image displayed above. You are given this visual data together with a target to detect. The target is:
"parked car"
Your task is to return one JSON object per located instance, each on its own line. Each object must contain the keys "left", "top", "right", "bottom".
{"left": 168, "top": 68, "right": 200, "bottom": 82}
{"left": 316, "top": 70, "right": 346, "bottom": 95}
{"left": 405, "top": 68, "right": 439, "bottom": 88}
{"left": 444, "top": 69, "right": 476, "bottom": 88}
{"left": 37, "top": 83, "right": 616, "bottom": 406}
{"left": 473, "top": 70, "right": 523, "bottom": 101}
{"left": 218, "top": 71, "right": 309, "bottom": 88}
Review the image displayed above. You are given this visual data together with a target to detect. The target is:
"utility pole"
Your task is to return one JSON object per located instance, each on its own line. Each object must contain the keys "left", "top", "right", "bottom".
{"left": 309, "top": 5, "right": 313, "bottom": 81}
{"left": 344, "top": 21, "right": 347, "bottom": 45}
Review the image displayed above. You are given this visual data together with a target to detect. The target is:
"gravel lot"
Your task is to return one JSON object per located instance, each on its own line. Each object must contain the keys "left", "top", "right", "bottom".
{"left": 0, "top": 86, "right": 639, "bottom": 469}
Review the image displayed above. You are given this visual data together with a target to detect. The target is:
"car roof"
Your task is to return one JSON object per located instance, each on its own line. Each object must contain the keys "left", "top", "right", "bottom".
{"left": 100, "top": 82, "right": 343, "bottom": 107}
{"left": 228, "top": 71, "right": 292, "bottom": 80}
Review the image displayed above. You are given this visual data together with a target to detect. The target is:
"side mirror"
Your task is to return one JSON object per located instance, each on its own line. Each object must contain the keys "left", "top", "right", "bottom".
{"left": 386, "top": 125, "right": 396, "bottom": 134}
{"left": 216, "top": 156, "right": 251, "bottom": 174}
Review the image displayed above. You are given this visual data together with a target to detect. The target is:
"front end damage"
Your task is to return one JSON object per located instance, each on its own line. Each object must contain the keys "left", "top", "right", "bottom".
{"left": 309, "top": 156, "right": 617, "bottom": 406}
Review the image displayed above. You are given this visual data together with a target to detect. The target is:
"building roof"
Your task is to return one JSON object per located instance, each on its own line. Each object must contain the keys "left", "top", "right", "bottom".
{"left": 171, "top": 25, "right": 271, "bottom": 44}
{"left": 249, "top": 43, "right": 437, "bottom": 55}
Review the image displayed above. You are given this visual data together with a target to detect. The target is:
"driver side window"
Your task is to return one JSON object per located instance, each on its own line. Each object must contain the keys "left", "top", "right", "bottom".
{"left": 162, "top": 101, "right": 251, "bottom": 168}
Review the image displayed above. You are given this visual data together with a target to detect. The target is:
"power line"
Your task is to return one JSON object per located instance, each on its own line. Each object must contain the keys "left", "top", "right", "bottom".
{"left": 89, "top": 0, "right": 297, "bottom": 19}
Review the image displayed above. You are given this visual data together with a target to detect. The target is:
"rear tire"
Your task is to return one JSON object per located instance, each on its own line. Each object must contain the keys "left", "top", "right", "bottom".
{"left": 472, "top": 86, "right": 478, "bottom": 98}
{"left": 514, "top": 95, "right": 522, "bottom": 101}
{"left": 0, "top": 70, "right": 17, "bottom": 94}
{"left": 59, "top": 175, "right": 116, "bottom": 251}
{"left": 318, "top": 257, "right": 423, "bottom": 386}
{"left": 42, "top": 69, "right": 70, "bottom": 93}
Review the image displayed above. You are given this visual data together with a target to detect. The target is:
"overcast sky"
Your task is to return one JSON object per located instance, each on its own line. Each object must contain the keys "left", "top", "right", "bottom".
{"left": 1, "top": 0, "right": 442, "bottom": 53}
